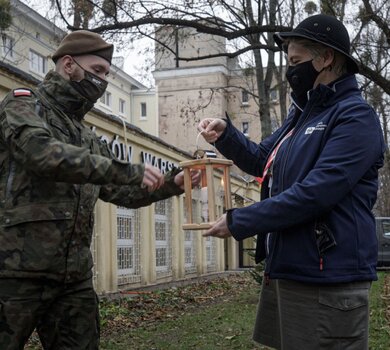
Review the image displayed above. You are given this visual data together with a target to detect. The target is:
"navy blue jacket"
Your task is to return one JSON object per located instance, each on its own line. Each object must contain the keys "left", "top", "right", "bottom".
{"left": 216, "top": 75, "right": 385, "bottom": 284}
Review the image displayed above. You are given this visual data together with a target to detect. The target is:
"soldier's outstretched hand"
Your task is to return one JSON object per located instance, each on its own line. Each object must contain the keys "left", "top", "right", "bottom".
{"left": 174, "top": 170, "right": 201, "bottom": 190}
{"left": 142, "top": 164, "right": 164, "bottom": 192}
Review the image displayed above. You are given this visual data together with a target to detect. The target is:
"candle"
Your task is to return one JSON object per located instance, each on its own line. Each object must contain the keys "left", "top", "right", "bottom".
{"left": 200, "top": 187, "right": 208, "bottom": 223}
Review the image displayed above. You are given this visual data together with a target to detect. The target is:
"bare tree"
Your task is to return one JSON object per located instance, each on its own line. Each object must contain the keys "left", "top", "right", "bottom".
{"left": 45, "top": 0, "right": 390, "bottom": 213}
{"left": 48, "top": 0, "right": 390, "bottom": 132}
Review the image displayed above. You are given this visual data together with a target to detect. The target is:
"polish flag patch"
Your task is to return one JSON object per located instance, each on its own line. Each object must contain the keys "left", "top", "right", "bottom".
{"left": 13, "top": 89, "right": 32, "bottom": 97}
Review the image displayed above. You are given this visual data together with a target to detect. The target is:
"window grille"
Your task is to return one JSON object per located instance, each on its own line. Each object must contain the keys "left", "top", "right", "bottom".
{"left": 117, "top": 206, "right": 141, "bottom": 286}
{"left": 155, "top": 198, "right": 173, "bottom": 278}
{"left": 206, "top": 204, "right": 222, "bottom": 272}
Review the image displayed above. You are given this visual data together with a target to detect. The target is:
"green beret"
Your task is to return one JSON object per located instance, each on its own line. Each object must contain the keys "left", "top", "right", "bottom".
{"left": 52, "top": 30, "right": 114, "bottom": 64}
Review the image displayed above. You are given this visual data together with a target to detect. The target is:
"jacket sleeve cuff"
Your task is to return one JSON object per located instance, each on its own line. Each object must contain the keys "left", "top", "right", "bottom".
{"left": 226, "top": 208, "right": 241, "bottom": 241}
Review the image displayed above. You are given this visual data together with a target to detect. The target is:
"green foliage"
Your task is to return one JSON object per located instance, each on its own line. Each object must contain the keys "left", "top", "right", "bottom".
{"left": 246, "top": 237, "right": 264, "bottom": 286}
{"left": 247, "top": 261, "right": 264, "bottom": 285}
{"left": 0, "top": 0, "right": 12, "bottom": 31}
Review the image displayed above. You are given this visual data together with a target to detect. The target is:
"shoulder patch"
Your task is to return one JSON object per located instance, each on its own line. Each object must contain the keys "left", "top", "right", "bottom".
{"left": 13, "top": 89, "right": 33, "bottom": 97}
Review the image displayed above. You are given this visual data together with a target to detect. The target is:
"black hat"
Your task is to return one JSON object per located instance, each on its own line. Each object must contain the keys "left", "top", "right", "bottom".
{"left": 274, "top": 14, "right": 359, "bottom": 73}
{"left": 52, "top": 30, "right": 114, "bottom": 64}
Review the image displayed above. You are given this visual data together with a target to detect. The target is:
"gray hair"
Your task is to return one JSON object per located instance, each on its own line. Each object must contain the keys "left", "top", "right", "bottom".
{"left": 285, "top": 38, "right": 348, "bottom": 77}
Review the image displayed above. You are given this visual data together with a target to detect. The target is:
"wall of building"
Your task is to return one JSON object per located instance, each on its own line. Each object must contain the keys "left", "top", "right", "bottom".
{"left": 131, "top": 91, "right": 159, "bottom": 136}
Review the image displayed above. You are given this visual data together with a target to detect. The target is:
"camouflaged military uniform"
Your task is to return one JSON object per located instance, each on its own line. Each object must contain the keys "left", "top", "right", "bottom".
{"left": 0, "top": 71, "right": 183, "bottom": 349}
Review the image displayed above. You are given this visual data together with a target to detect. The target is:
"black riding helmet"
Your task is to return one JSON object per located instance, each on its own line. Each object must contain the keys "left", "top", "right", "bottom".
{"left": 274, "top": 14, "right": 359, "bottom": 73}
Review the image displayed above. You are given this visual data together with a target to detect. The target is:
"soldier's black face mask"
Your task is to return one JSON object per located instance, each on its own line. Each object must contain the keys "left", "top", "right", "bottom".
{"left": 286, "top": 59, "right": 323, "bottom": 103}
{"left": 69, "top": 59, "right": 108, "bottom": 103}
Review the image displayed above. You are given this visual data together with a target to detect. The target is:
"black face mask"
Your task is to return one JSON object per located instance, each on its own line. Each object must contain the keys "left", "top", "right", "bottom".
{"left": 69, "top": 60, "right": 108, "bottom": 103}
{"left": 286, "top": 60, "right": 322, "bottom": 106}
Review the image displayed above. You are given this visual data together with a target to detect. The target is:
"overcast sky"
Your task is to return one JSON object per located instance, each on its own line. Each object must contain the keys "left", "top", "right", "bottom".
{"left": 20, "top": 0, "right": 152, "bottom": 86}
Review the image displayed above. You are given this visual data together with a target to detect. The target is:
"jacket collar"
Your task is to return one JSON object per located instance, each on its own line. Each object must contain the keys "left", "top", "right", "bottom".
{"left": 38, "top": 70, "right": 94, "bottom": 120}
{"left": 292, "top": 74, "right": 359, "bottom": 111}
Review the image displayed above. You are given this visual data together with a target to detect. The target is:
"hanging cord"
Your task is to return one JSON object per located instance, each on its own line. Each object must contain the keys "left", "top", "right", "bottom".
{"left": 194, "top": 129, "right": 216, "bottom": 159}
{"left": 119, "top": 116, "right": 128, "bottom": 161}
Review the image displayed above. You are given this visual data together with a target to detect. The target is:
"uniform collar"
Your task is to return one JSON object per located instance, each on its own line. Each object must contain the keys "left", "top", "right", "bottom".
{"left": 38, "top": 70, "right": 94, "bottom": 120}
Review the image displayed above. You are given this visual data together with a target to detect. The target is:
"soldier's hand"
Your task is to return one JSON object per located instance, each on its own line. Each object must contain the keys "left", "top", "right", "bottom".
{"left": 198, "top": 118, "right": 227, "bottom": 143}
{"left": 174, "top": 170, "right": 201, "bottom": 190}
{"left": 202, "top": 214, "right": 232, "bottom": 239}
{"left": 142, "top": 164, "right": 164, "bottom": 192}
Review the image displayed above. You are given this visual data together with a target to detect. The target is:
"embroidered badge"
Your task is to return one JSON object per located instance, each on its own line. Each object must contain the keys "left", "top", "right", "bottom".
{"left": 13, "top": 89, "right": 32, "bottom": 97}
{"left": 305, "top": 121, "right": 327, "bottom": 134}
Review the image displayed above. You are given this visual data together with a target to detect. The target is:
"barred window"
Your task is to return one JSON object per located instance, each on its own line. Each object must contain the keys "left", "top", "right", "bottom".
{"left": 155, "top": 199, "right": 172, "bottom": 275}
{"left": 117, "top": 207, "right": 141, "bottom": 285}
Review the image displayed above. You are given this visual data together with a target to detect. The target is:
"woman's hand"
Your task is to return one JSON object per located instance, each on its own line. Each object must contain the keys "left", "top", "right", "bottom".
{"left": 202, "top": 214, "right": 232, "bottom": 239}
{"left": 198, "top": 118, "right": 227, "bottom": 143}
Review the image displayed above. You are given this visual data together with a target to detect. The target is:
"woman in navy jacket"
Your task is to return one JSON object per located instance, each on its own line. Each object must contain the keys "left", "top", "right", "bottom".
{"left": 198, "top": 14, "right": 385, "bottom": 350}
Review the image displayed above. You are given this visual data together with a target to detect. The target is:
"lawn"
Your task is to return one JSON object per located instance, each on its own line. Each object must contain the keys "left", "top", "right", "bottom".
{"left": 26, "top": 271, "right": 390, "bottom": 350}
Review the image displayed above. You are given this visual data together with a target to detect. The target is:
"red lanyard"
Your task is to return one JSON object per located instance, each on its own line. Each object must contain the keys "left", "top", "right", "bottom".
{"left": 256, "top": 129, "right": 294, "bottom": 184}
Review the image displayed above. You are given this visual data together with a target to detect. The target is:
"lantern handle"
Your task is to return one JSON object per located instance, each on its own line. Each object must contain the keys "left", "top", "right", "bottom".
{"left": 195, "top": 130, "right": 216, "bottom": 159}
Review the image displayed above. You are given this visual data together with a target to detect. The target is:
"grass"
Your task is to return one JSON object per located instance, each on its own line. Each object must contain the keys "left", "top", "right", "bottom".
{"left": 368, "top": 271, "right": 390, "bottom": 349}
{"left": 25, "top": 271, "right": 390, "bottom": 350}
{"left": 100, "top": 279, "right": 265, "bottom": 350}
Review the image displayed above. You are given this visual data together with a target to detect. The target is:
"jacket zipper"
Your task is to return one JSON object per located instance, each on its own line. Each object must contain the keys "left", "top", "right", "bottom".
{"left": 279, "top": 102, "right": 316, "bottom": 191}
{"left": 265, "top": 99, "right": 319, "bottom": 278}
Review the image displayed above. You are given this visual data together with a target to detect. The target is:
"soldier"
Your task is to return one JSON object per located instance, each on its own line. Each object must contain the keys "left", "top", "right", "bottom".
{"left": 0, "top": 30, "right": 199, "bottom": 349}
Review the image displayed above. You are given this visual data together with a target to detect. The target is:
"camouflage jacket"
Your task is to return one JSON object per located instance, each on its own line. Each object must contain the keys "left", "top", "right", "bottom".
{"left": 0, "top": 71, "right": 183, "bottom": 283}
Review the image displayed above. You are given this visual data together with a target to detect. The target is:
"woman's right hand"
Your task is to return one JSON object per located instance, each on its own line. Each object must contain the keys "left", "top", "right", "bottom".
{"left": 198, "top": 118, "right": 227, "bottom": 143}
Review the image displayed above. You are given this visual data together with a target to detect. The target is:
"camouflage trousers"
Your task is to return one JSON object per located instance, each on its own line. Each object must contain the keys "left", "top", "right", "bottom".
{"left": 0, "top": 277, "right": 99, "bottom": 350}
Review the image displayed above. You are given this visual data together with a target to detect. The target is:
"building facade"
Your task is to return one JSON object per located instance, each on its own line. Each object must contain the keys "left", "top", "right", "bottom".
{"left": 153, "top": 25, "right": 283, "bottom": 152}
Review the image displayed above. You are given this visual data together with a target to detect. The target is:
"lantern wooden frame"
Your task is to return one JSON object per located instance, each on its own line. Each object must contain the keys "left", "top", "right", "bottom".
{"left": 180, "top": 158, "right": 233, "bottom": 230}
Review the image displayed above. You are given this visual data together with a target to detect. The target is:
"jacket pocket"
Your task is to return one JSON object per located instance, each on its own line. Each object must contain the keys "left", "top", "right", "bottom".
{"left": 318, "top": 286, "right": 369, "bottom": 347}
{"left": 314, "top": 221, "right": 337, "bottom": 255}
{"left": 0, "top": 202, "right": 75, "bottom": 273}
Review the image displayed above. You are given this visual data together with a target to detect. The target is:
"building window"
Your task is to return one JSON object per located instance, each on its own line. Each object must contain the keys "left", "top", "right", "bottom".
{"left": 1, "top": 34, "right": 14, "bottom": 59}
{"left": 154, "top": 199, "right": 172, "bottom": 276}
{"left": 100, "top": 91, "right": 112, "bottom": 107}
{"left": 270, "top": 89, "right": 278, "bottom": 102}
{"left": 119, "top": 99, "right": 126, "bottom": 114}
{"left": 29, "top": 50, "right": 47, "bottom": 75}
{"left": 242, "top": 122, "right": 249, "bottom": 137}
{"left": 241, "top": 90, "right": 249, "bottom": 105}
{"left": 140, "top": 102, "right": 147, "bottom": 118}
{"left": 116, "top": 207, "right": 141, "bottom": 285}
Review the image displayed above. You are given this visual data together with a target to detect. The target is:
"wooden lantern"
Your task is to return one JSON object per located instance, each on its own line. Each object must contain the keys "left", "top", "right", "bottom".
{"left": 180, "top": 156, "right": 233, "bottom": 230}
